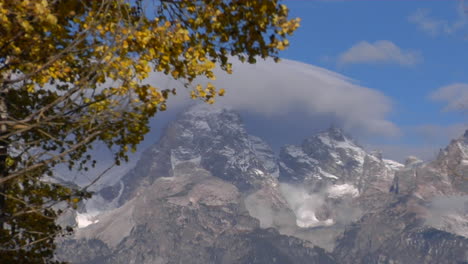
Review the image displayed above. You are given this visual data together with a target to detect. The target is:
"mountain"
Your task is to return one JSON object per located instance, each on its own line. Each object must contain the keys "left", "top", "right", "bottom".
{"left": 279, "top": 127, "right": 402, "bottom": 207}
{"left": 275, "top": 127, "right": 403, "bottom": 233}
{"left": 99, "top": 104, "right": 280, "bottom": 207}
{"left": 429, "top": 130, "right": 468, "bottom": 194}
{"left": 334, "top": 200, "right": 468, "bottom": 264}
{"left": 58, "top": 163, "right": 336, "bottom": 264}
{"left": 58, "top": 105, "right": 468, "bottom": 264}
{"left": 333, "top": 132, "right": 468, "bottom": 264}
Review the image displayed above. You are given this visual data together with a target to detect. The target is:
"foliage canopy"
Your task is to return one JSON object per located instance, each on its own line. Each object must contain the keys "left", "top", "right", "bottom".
{"left": 0, "top": 0, "right": 299, "bottom": 262}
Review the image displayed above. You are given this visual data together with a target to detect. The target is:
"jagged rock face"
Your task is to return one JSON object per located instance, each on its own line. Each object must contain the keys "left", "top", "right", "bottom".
{"left": 429, "top": 132, "right": 468, "bottom": 194}
{"left": 278, "top": 128, "right": 402, "bottom": 213}
{"left": 164, "top": 105, "right": 279, "bottom": 192}
{"left": 58, "top": 163, "right": 336, "bottom": 264}
{"left": 279, "top": 128, "right": 400, "bottom": 191}
{"left": 63, "top": 106, "right": 468, "bottom": 264}
{"left": 422, "top": 134, "right": 468, "bottom": 238}
{"left": 279, "top": 128, "right": 366, "bottom": 185}
{"left": 333, "top": 196, "right": 468, "bottom": 264}
{"left": 100, "top": 104, "right": 279, "bottom": 206}
{"left": 384, "top": 133, "right": 468, "bottom": 240}
{"left": 334, "top": 132, "right": 468, "bottom": 264}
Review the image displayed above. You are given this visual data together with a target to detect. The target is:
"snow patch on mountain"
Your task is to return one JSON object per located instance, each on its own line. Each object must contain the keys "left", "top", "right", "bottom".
{"left": 319, "top": 168, "right": 339, "bottom": 180}
{"left": 75, "top": 203, "right": 136, "bottom": 248}
{"left": 384, "top": 159, "right": 404, "bottom": 171}
{"left": 327, "top": 184, "right": 359, "bottom": 198}
{"left": 317, "top": 129, "right": 366, "bottom": 154}
{"left": 76, "top": 212, "right": 100, "bottom": 228}
{"left": 283, "top": 145, "right": 319, "bottom": 166}
{"left": 318, "top": 134, "right": 333, "bottom": 147}
{"left": 455, "top": 140, "right": 468, "bottom": 167}
{"left": 252, "top": 168, "right": 265, "bottom": 177}
{"left": 193, "top": 120, "right": 211, "bottom": 131}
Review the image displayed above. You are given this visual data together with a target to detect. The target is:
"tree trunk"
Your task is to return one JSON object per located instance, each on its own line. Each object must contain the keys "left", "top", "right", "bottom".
{"left": 0, "top": 88, "right": 8, "bottom": 229}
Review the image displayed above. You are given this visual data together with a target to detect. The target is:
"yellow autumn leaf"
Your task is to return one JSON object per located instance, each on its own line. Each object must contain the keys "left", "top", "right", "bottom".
{"left": 46, "top": 14, "right": 57, "bottom": 24}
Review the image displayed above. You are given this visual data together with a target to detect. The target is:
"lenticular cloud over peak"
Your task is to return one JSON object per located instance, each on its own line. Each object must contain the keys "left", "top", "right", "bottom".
{"left": 155, "top": 58, "right": 399, "bottom": 137}
{"left": 215, "top": 59, "right": 398, "bottom": 136}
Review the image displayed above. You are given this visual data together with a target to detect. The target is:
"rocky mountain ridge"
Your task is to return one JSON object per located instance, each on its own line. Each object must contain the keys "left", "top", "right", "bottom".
{"left": 58, "top": 163, "right": 336, "bottom": 264}
{"left": 99, "top": 104, "right": 280, "bottom": 207}
{"left": 333, "top": 132, "right": 468, "bottom": 264}
{"left": 58, "top": 105, "right": 468, "bottom": 264}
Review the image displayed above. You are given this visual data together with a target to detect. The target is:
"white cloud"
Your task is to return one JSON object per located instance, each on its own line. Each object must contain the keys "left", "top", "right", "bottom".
{"left": 149, "top": 58, "right": 399, "bottom": 137}
{"left": 425, "top": 195, "right": 468, "bottom": 238}
{"left": 222, "top": 59, "right": 399, "bottom": 137}
{"left": 409, "top": 6, "right": 467, "bottom": 36}
{"left": 337, "top": 40, "right": 421, "bottom": 66}
{"left": 430, "top": 83, "right": 468, "bottom": 111}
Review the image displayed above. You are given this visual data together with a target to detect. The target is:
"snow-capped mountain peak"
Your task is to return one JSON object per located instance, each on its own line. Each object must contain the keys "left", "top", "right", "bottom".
{"left": 279, "top": 127, "right": 399, "bottom": 188}
{"left": 66, "top": 108, "right": 468, "bottom": 264}
{"left": 99, "top": 104, "right": 280, "bottom": 206}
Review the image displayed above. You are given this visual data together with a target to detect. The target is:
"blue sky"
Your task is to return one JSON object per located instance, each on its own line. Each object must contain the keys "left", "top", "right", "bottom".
{"left": 271, "top": 0, "right": 468, "bottom": 159}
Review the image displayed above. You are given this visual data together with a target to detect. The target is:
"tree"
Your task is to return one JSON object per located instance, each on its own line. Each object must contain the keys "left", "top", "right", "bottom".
{"left": 0, "top": 0, "right": 299, "bottom": 262}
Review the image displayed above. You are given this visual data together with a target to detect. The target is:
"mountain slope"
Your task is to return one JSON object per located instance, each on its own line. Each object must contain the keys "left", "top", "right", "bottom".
{"left": 333, "top": 132, "right": 468, "bottom": 264}
{"left": 279, "top": 127, "right": 401, "bottom": 189}
{"left": 58, "top": 162, "right": 336, "bottom": 264}
{"left": 99, "top": 104, "right": 280, "bottom": 207}
{"left": 59, "top": 105, "right": 468, "bottom": 264}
